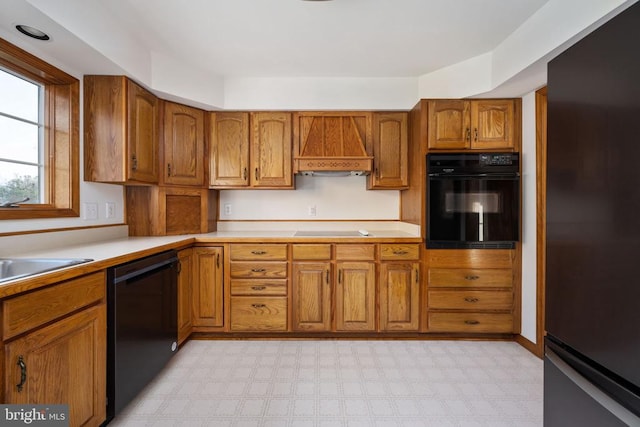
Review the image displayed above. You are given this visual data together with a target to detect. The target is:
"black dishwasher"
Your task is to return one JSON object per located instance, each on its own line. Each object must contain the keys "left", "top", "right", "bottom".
{"left": 106, "top": 250, "right": 179, "bottom": 423}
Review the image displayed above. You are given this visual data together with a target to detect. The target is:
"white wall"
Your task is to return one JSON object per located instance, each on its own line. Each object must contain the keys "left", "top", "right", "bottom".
{"left": 520, "top": 91, "right": 538, "bottom": 344}
{"left": 220, "top": 176, "right": 399, "bottom": 221}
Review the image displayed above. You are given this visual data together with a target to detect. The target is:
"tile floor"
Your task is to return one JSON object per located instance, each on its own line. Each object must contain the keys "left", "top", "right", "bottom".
{"left": 110, "top": 339, "right": 543, "bottom": 426}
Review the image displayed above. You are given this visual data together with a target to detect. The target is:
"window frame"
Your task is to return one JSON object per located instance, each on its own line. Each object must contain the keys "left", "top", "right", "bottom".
{"left": 0, "top": 37, "right": 79, "bottom": 220}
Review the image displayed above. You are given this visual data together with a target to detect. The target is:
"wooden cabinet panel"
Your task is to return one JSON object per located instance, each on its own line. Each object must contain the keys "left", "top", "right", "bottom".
{"left": 335, "top": 262, "right": 376, "bottom": 331}
{"left": 3, "top": 272, "right": 105, "bottom": 340}
{"left": 427, "top": 249, "right": 513, "bottom": 269}
{"left": 4, "top": 304, "right": 106, "bottom": 426}
{"left": 369, "top": 112, "right": 408, "bottom": 189}
{"left": 162, "top": 101, "right": 205, "bottom": 187}
{"left": 379, "top": 244, "right": 419, "bottom": 261}
{"left": 428, "top": 268, "right": 512, "bottom": 288}
{"left": 84, "top": 75, "right": 159, "bottom": 184}
{"left": 230, "top": 244, "right": 287, "bottom": 261}
{"left": 231, "top": 280, "right": 287, "bottom": 296}
{"left": 379, "top": 262, "right": 420, "bottom": 331}
{"left": 292, "top": 244, "right": 332, "bottom": 260}
{"left": 427, "top": 100, "right": 470, "bottom": 150}
{"left": 428, "top": 290, "right": 512, "bottom": 310}
{"left": 428, "top": 312, "right": 513, "bottom": 333}
{"left": 210, "top": 112, "right": 250, "bottom": 187}
{"left": 230, "top": 297, "right": 287, "bottom": 331}
{"left": 192, "top": 247, "right": 224, "bottom": 328}
{"left": 335, "top": 244, "right": 375, "bottom": 261}
{"left": 292, "top": 262, "right": 332, "bottom": 331}
{"left": 230, "top": 262, "right": 287, "bottom": 279}
{"left": 470, "top": 100, "right": 515, "bottom": 150}
{"left": 250, "top": 112, "right": 293, "bottom": 188}
{"left": 177, "top": 248, "right": 193, "bottom": 345}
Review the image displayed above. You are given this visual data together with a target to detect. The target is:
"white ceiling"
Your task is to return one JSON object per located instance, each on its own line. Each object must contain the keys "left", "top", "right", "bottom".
{"left": 101, "top": 0, "right": 549, "bottom": 78}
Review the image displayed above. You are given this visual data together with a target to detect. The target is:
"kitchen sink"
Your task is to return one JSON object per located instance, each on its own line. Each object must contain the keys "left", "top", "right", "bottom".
{"left": 0, "top": 258, "right": 93, "bottom": 283}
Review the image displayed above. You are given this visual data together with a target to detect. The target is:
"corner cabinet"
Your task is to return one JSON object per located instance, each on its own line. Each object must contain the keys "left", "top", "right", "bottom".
{"left": 161, "top": 101, "right": 205, "bottom": 187}
{"left": 427, "top": 99, "right": 519, "bottom": 151}
{"left": 84, "top": 75, "right": 159, "bottom": 184}
{"left": 368, "top": 112, "right": 409, "bottom": 189}
{"left": 210, "top": 112, "right": 293, "bottom": 189}
{"left": 2, "top": 272, "right": 106, "bottom": 426}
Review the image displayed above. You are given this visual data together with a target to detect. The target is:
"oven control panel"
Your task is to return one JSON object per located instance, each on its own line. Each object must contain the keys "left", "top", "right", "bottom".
{"left": 479, "top": 154, "right": 515, "bottom": 166}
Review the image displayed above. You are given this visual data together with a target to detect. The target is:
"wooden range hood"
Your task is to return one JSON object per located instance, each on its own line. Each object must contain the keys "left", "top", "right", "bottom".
{"left": 293, "top": 112, "right": 373, "bottom": 175}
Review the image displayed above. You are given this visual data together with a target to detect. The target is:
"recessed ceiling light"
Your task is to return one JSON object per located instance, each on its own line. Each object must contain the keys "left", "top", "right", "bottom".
{"left": 15, "top": 25, "right": 50, "bottom": 41}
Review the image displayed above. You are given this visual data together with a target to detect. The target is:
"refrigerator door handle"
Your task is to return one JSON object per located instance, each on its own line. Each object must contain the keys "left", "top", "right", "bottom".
{"left": 547, "top": 349, "right": 640, "bottom": 426}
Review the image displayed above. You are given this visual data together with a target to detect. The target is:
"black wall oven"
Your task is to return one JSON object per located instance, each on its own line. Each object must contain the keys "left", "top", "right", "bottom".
{"left": 427, "top": 153, "right": 520, "bottom": 249}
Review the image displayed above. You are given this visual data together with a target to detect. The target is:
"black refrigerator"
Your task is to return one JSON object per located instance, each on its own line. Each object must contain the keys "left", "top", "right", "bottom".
{"left": 546, "top": 2, "right": 640, "bottom": 426}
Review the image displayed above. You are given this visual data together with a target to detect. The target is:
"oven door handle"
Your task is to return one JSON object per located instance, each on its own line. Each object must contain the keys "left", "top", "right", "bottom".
{"left": 428, "top": 173, "right": 520, "bottom": 179}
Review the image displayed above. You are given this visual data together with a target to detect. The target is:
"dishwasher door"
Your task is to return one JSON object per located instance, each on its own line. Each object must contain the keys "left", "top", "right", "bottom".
{"left": 106, "top": 250, "right": 179, "bottom": 422}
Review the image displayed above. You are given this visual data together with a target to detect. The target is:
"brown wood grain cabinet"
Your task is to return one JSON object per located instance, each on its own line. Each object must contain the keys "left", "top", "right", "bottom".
{"left": 2, "top": 272, "right": 106, "bottom": 426}
{"left": 426, "top": 249, "right": 515, "bottom": 333}
{"left": 192, "top": 247, "right": 224, "bottom": 330}
{"left": 229, "top": 244, "right": 288, "bottom": 331}
{"left": 368, "top": 112, "right": 409, "bottom": 189}
{"left": 84, "top": 75, "right": 159, "bottom": 184}
{"left": 292, "top": 244, "right": 332, "bottom": 332}
{"left": 334, "top": 244, "right": 376, "bottom": 332}
{"left": 427, "top": 99, "right": 517, "bottom": 151}
{"left": 177, "top": 248, "right": 193, "bottom": 345}
{"left": 379, "top": 244, "right": 421, "bottom": 331}
{"left": 161, "top": 101, "right": 205, "bottom": 187}
{"left": 210, "top": 112, "right": 293, "bottom": 188}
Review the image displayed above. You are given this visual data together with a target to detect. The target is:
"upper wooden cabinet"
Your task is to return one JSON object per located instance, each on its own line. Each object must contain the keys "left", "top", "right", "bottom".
{"left": 427, "top": 99, "right": 518, "bottom": 151}
{"left": 368, "top": 112, "right": 409, "bottom": 189}
{"left": 84, "top": 75, "right": 159, "bottom": 184}
{"left": 161, "top": 101, "right": 205, "bottom": 187}
{"left": 210, "top": 112, "right": 293, "bottom": 188}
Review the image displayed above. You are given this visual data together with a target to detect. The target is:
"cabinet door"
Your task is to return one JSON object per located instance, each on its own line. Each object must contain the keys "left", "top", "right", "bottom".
{"left": 127, "top": 79, "right": 158, "bottom": 183}
{"left": 427, "top": 100, "right": 470, "bottom": 150}
{"left": 335, "top": 262, "right": 376, "bottom": 331}
{"left": 192, "top": 247, "right": 224, "bottom": 327}
{"left": 162, "top": 101, "right": 205, "bottom": 186}
{"left": 250, "top": 112, "right": 293, "bottom": 188}
{"left": 5, "top": 304, "right": 106, "bottom": 426}
{"left": 177, "top": 248, "right": 193, "bottom": 344}
{"left": 292, "top": 262, "right": 332, "bottom": 331}
{"left": 210, "top": 112, "right": 250, "bottom": 187}
{"left": 379, "top": 262, "right": 420, "bottom": 331}
{"left": 369, "top": 112, "right": 408, "bottom": 189}
{"left": 470, "top": 100, "right": 515, "bottom": 150}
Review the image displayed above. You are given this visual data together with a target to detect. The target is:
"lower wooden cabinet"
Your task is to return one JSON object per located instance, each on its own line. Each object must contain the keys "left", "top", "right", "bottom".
{"left": 177, "top": 248, "right": 193, "bottom": 344}
{"left": 230, "top": 297, "right": 287, "bottom": 331}
{"left": 379, "top": 262, "right": 420, "bottom": 331}
{"left": 192, "top": 247, "right": 224, "bottom": 329}
{"left": 292, "top": 262, "right": 332, "bottom": 331}
{"left": 335, "top": 261, "right": 376, "bottom": 331}
{"left": 2, "top": 272, "right": 106, "bottom": 426}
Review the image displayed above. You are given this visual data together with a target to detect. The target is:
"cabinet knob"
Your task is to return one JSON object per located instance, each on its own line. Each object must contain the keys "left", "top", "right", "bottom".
{"left": 464, "top": 320, "right": 480, "bottom": 325}
{"left": 474, "top": 128, "right": 478, "bottom": 141}
{"left": 131, "top": 155, "right": 138, "bottom": 171}
{"left": 465, "top": 128, "right": 471, "bottom": 142}
{"left": 167, "top": 163, "right": 171, "bottom": 177}
{"left": 393, "top": 250, "right": 408, "bottom": 255}
{"left": 464, "top": 297, "right": 479, "bottom": 303}
{"left": 255, "top": 168, "right": 259, "bottom": 181}
{"left": 251, "top": 268, "right": 266, "bottom": 273}
{"left": 243, "top": 167, "right": 248, "bottom": 181}
{"left": 252, "top": 303, "right": 266, "bottom": 308}
{"left": 251, "top": 250, "right": 267, "bottom": 255}
{"left": 251, "top": 286, "right": 266, "bottom": 291}
{"left": 465, "top": 275, "right": 480, "bottom": 281}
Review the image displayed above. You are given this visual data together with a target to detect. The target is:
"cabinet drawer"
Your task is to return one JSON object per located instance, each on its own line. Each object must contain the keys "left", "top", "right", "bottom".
{"left": 427, "top": 249, "right": 513, "bottom": 269}
{"left": 230, "top": 297, "right": 287, "bottom": 331}
{"left": 292, "top": 244, "right": 331, "bottom": 260}
{"left": 230, "top": 262, "right": 287, "bottom": 278}
{"left": 335, "top": 244, "right": 375, "bottom": 260}
{"left": 428, "top": 290, "right": 512, "bottom": 310}
{"left": 428, "top": 312, "right": 513, "bottom": 333}
{"left": 3, "top": 271, "right": 105, "bottom": 340}
{"left": 380, "top": 244, "right": 419, "bottom": 260}
{"left": 231, "top": 279, "right": 287, "bottom": 296}
{"left": 230, "top": 244, "right": 287, "bottom": 260}
{"left": 428, "top": 268, "right": 512, "bottom": 288}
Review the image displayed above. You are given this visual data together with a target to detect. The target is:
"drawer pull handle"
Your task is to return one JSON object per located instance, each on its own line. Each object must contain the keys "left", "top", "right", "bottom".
{"left": 464, "top": 320, "right": 480, "bottom": 325}
{"left": 464, "top": 297, "right": 479, "bottom": 303}
{"left": 465, "top": 275, "right": 480, "bottom": 281}
{"left": 252, "top": 303, "right": 266, "bottom": 308}
{"left": 251, "top": 250, "right": 267, "bottom": 255}
{"left": 252, "top": 286, "right": 266, "bottom": 291}
{"left": 16, "top": 355, "right": 26, "bottom": 392}
{"left": 393, "top": 250, "right": 408, "bottom": 255}
{"left": 251, "top": 268, "right": 266, "bottom": 273}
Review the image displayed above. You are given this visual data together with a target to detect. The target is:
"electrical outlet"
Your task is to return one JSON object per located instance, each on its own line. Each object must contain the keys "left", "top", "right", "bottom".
{"left": 106, "top": 202, "right": 116, "bottom": 219}
{"left": 224, "top": 203, "right": 232, "bottom": 216}
{"left": 84, "top": 202, "right": 98, "bottom": 220}
{"left": 308, "top": 205, "right": 317, "bottom": 217}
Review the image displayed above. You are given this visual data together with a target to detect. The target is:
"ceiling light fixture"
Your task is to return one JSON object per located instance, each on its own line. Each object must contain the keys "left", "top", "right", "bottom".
{"left": 15, "top": 25, "right": 50, "bottom": 41}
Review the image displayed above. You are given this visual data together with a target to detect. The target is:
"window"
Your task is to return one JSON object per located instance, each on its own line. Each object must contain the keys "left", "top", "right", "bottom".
{"left": 0, "top": 37, "right": 79, "bottom": 220}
